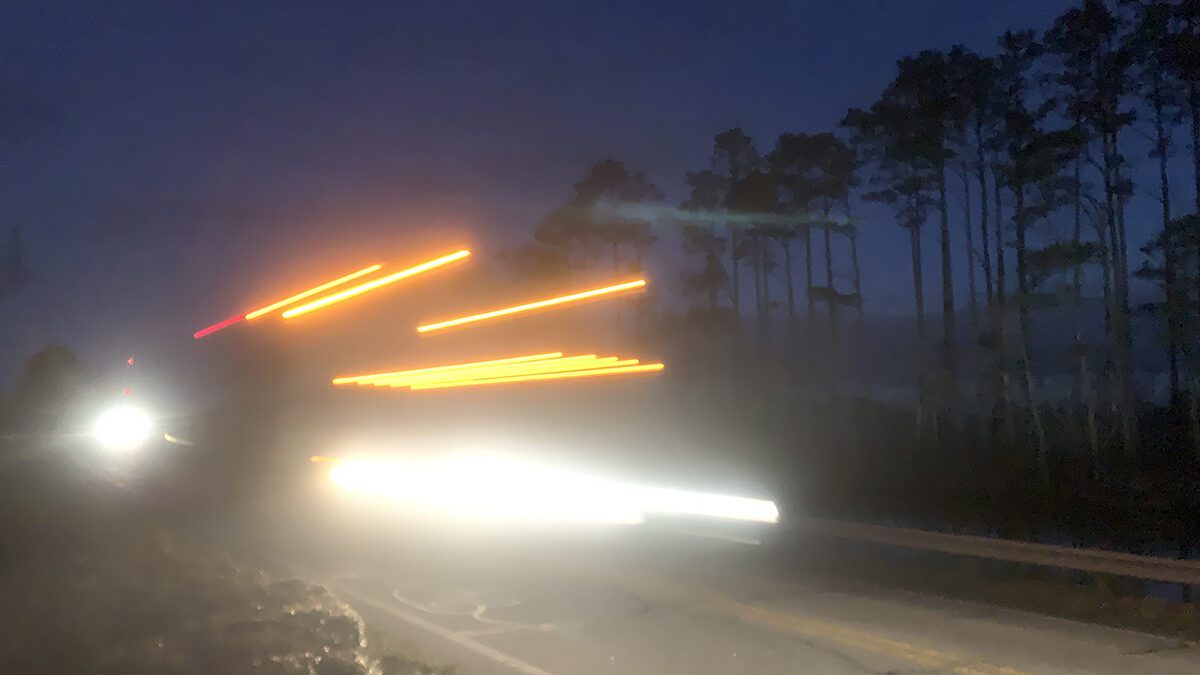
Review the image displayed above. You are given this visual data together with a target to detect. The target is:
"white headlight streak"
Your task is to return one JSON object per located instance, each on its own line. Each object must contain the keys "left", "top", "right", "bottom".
{"left": 325, "top": 453, "right": 779, "bottom": 526}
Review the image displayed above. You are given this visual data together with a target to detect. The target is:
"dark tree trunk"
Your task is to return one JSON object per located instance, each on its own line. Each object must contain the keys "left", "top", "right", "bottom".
{"left": 782, "top": 238, "right": 795, "bottom": 325}
{"left": 760, "top": 238, "right": 771, "bottom": 341}
{"left": 911, "top": 223, "right": 927, "bottom": 341}
{"left": 1153, "top": 88, "right": 1181, "bottom": 407}
{"left": 1014, "top": 184, "right": 1047, "bottom": 467}
{"left": 730, "top": 227, "right": 741, "bottom": 321}
{"left": 708, "top": 224, "right": 721, "bottom": 312}
{"left": 846, "top": 197, "right": 864, "bottom": 319}
{"left": 803, "top": 222, "right": 815, "bottom": 367}
{"left": 823, "top": 216, "right": 838, "bottom": 397}
{"left": 961, "top": 169, "right": 978, "bottom": 325}
{"left": 993, "top": 167, "right": 1006, "bottom": 305}
{"left": 1192, "top": 80, "right": 1200, "bottom": 214}
{"left": 976, "top": 122, "right": 993, "bottom": 304}
{"left": 1072, "top": 146, "right": 1085, "bottom": 409}
{"left": 909, "top": 212, "right": 927, "bottom": 446}
{"left": 824, "top": 223, "right": 836, "bottom": 332}
{"left": 1102, "top": 130, "right": 1137, "bottom": 457}
{"left": 707, "top": 253, "right": 719, "bottom": 312}
{"left": 752, "top": 240, "right": 763, "bottom": 331}
{"left": 938, "top": 170, "right": 957, "bottom": 385}
{"left": 1116, "top": 186, "right": 1138, "bottom": 456}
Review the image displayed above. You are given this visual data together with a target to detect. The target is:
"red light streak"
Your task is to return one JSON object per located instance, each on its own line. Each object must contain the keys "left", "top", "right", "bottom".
{"left": 193, "top": 314, "right": 246, "bottom": 339}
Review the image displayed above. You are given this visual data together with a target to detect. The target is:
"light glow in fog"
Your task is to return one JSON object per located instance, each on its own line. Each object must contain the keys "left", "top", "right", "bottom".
{"left": 92, "top": 405, "right": 154, "bottom": 451}
{"left": 325, "top": 453, "right": 778, "bottom": 526}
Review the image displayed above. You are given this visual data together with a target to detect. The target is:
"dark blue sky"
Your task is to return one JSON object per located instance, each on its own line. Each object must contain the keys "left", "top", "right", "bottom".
{"left": 7, "top": 0, "right": 1177, "bottom": 376}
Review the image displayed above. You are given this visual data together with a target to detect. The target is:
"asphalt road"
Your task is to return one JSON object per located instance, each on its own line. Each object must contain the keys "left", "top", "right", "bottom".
{"left": 260, "top": 516, "right": 1200, "bottom": 675}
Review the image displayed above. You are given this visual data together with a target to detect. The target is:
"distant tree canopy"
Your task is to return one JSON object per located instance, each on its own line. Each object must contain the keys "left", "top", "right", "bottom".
{"left": 6, "top": 345, "right": 87, "bottom": 430}
{"left": 535, "top": 159, "right": 663, "bottom": 272}
{"left": 497, "top": 2, "right": 1200, "bottom": 545}
{"left": 0, "top": 226, "right": 27, "bottom": 304}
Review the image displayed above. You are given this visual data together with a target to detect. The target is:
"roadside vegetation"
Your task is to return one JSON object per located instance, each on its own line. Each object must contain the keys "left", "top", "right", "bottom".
{"left": 500, "top": 0, "right": 1200, "bottom": 559}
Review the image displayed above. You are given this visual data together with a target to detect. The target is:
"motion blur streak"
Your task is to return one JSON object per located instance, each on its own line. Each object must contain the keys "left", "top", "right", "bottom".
{"left": 332, "top": 352, "right": 564, "bottom": 385}
{"left": 376, "top": 356, "right": 621, "bottom": 388}
{"left": 416, "top": 279, "right": 647, "bottom": 333}
{"left": 366, "top": 355, "right": 596, "bottom": 386}
{"left": 329, "top": 454, "right": 647, "bottom": 525}
{"left": 244, "top": 264, "right": 382, "bottom": 319}
{"left": 641, "top": 487, "right": 780, "bottom": 524}
{"left": 410, "top": 362, "right": 664, "bottom": 390}
{"left": 324, "top": 452, "right": 778, "bottom": 525}
{"left": 282, "top": 249, "right": 471, "bottom": 318}
{"left": 193, "top": 314, "right": 246, "bottom": 339}
{"left": 364, "top": 354, "right": 601, "bottom": 386}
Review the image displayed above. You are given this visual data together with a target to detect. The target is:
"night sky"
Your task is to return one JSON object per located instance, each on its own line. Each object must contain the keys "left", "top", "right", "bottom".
{"left": 4, "top": 0, "right": 1166, "bottom": 379}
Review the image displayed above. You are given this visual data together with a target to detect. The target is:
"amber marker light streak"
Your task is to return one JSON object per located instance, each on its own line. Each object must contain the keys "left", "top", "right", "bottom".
{"left": 364, "top": 354, "right": 601, "bottom": 386}
{"left": 282, "top": 249, "right": 471, "bottom": 319}
{"left": 410, "top": 362, "right": 664, "bottom": 390}
{"left": 376, "top": 355, "right": 617, "bottom": 388}
{"left": 332, "top": 352, "right": 565, "bottom": 385}
{"left": 416, "top": 279, "right": 647, "bottom": 334}
{"left": 245, "top": 264, "right": 383, "bottom": 319}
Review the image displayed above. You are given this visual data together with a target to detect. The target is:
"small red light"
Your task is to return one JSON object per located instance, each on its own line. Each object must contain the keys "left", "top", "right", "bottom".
{"left": 122, "top": 388, "right": 132, "bottom": 396}
{"left": 127, "top": 357, "right": 135, "bottom": 366}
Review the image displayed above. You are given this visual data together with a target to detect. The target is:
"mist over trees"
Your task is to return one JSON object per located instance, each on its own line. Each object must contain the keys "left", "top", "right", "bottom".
{"left": 506, "top": 1, "right": 1200, "bottom": 549}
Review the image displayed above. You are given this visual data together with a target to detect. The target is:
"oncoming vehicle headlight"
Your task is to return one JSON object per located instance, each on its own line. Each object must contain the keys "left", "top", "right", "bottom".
{"left": 92, "top": 405, "right": 154, "bottom": 451}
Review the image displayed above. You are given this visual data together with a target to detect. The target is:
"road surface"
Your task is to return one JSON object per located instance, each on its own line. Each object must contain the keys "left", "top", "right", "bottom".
{"left": 259, "top": 518, "right": 1200, "bottom": 675}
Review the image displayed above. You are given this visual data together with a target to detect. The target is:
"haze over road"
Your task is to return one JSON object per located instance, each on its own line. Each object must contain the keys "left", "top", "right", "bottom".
{"left": 258, "top": 519, "right": 1200, "bottom": 675}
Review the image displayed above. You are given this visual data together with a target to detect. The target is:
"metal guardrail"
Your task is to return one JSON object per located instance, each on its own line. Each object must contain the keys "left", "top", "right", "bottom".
{"left": 798, "top": 517, "right": 1200, "bottom": 586}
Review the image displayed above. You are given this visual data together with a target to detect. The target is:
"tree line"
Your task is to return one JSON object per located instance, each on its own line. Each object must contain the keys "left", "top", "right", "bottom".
{"left": 506, "top": 1, "right": 1200, "bottom": 543}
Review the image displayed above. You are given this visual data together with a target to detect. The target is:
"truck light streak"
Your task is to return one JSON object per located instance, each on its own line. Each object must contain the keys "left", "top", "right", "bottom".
{"left": 333, "top": 351, "right": 564, "bottom": 385}
{"left": 193, "top": 314, "right": 246, "bottom": 339}
{"left": 416, "top": 279, "right": 647, "bottom": 334}
{"left": 245, "top": 264, "right": 383, "bottom": 319}
{"left": 283, "top": 249, "right": 471, "bottom": 319}
{"left": 409, "top": 362, "right": 663, "bottom": 390}
{"left": 363, "top": 354, "right": 601, "bottom": 386}
{"left": 374, "top": 355, "right": 619, "bottom": 388}
{"left": 320, "top": 452, "right": 778, "bottom": 525}
{"left": 334, "top": 351, "right": 660, "bottom": 390}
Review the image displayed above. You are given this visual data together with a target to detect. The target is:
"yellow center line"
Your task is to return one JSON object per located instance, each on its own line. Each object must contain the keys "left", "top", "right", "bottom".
{"left": 570, "top": 562, "right": 1029, "bottom": 675}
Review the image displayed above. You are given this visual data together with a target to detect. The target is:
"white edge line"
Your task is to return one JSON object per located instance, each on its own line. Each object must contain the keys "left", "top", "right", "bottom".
{"left": 335, "top": 584, "right": 558, "bottom": 675}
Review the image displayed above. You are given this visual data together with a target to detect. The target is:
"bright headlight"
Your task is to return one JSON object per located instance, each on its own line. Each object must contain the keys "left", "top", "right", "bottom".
{"left": 325, "top": 452, "right": 779, "bottom": 526}
{"left": 92, "top": 405, "right": 153, "bottom": 451}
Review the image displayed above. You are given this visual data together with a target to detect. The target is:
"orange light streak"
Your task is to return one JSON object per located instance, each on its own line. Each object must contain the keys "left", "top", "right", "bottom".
{"left": 416, "top": 279, "right": 647, "bottom": 334}
{"left": 245, "top": 264, "right": 382, "bottom": 319}
{"left": 283, "top": 249, "right": 471, "bottom": 319}
{"left": 376, "top": 355, "right": 616, "bottom": 388}
{"left": 332, "top": 351, "right": 564, "bottom": 385}
{"left": 409, "top": 362, "right": 664, "bottom": 390}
